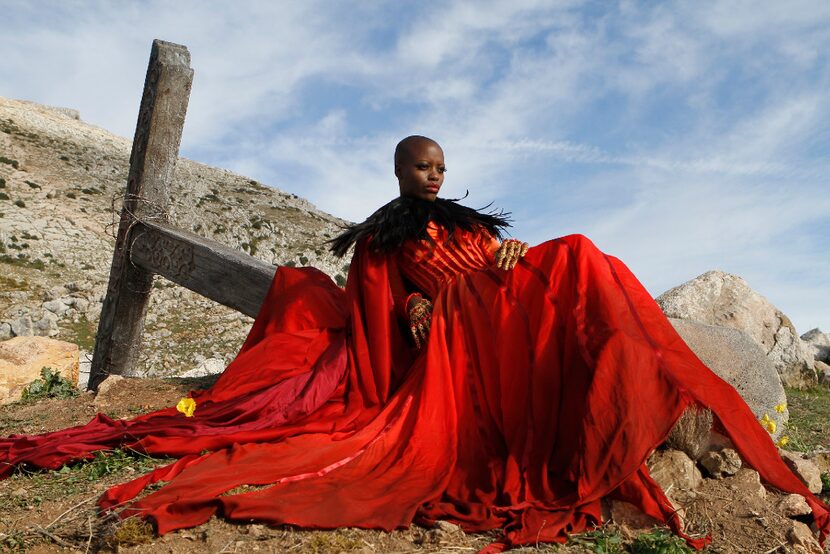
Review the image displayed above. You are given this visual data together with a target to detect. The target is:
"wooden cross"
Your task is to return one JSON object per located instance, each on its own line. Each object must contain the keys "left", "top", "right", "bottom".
{"left": 88, "top": 40, "right": 275, "bottom": 390}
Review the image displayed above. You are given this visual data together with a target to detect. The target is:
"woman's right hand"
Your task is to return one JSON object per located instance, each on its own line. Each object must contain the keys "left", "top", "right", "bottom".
{"left": 408, "top": 297, "right": 433, "bottom": 348}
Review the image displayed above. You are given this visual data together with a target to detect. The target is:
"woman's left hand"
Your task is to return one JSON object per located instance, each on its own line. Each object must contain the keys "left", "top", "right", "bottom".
{"left": 494, "top": 239, "right": 529, "bottom": 270}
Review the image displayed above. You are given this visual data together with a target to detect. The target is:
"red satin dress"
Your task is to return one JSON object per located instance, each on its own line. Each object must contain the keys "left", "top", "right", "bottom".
{"left": 1, "top": 223, "right": 828, "bottom": 552}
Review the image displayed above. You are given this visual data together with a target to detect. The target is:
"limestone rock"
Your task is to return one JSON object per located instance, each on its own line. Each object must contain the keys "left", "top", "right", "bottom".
{"left": 699, "top": 448, "right": 742, "bottom": 478}
{"left": 801, "top": 328, "right": 830, "bottom": 363}
{"left": 667, "top": 319, "right": 787, "bottom": 449}
{"left": 93, "top": 375, "right": 125, "bottom": 408}
{"left": 647, "top": 449, "right": 702, "bottom": 502}
{"left": 42, "top": 299, "right": 70, "bottom": 315}
{"left": 10, "top": 315, "right": 34, "bottom": 337}
{"left": 0, "top": 337, "right": 80, "bottom": 404}
{"left": 779, "top": 450, "right": 823, "bottom": 494}
{"left": 805, "top": 451, "right": 830, "bottom": 474}
{"left": 179, "top": 358, "right": 226, "bottom": 378}
{"left": 726, "top": 468, "right": 766, "bottom": 500}
{"left": 786, "top": 520, "right": 822, "bottom": 553}
{"left": 657, "top": 271, "right": 816, "bottom": 387}
{"left": 778, "top": 494, "right": 811, "bottom": 517}
{"left": 815, "top": 360, "right": 830, "bottom": 386}
{"left": 34, "top": 311, "right": 59, "bottom": 337}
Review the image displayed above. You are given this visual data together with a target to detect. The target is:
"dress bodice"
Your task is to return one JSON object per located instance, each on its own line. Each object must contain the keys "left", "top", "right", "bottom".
{"left": 396, "top": 222, "right": 501, "bottom": 298}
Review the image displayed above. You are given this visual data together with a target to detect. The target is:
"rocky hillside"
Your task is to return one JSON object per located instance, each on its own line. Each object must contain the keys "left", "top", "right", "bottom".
{"left": 0, "top": 97, "right": 351, "bottom": 378}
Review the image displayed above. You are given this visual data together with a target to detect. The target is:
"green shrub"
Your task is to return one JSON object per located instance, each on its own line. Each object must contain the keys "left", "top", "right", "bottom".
{"left": 13, "top": 199, "right": 25, "bottom": 208}
{"left": 21, "top": 367, "right": 80, "bottom": 402}
{"left": 0, "top": 155, "right": 19, "bottom": 168}
{"left": 0, "top": 177, "right": 6, "bottom": 187}
{"left": 0, "top": 192, "right": 9, "bottom": 201}
{"left": 630, "top": 528, "right": 693, "bottom": 553}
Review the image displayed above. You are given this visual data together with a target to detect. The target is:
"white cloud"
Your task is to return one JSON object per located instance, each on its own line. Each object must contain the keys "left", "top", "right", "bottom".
{"left": 1, "top": 0, "right": 828, "bottom": 331}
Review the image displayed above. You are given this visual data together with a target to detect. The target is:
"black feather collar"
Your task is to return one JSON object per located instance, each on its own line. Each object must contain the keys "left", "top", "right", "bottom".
{"left": 328, "top": 195, "right": 511, "bottom": 257}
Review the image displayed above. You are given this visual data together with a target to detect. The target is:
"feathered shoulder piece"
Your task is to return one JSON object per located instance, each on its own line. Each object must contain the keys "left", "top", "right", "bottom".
{"left": 328, "top": 195, "right": 511, "bottom": 257}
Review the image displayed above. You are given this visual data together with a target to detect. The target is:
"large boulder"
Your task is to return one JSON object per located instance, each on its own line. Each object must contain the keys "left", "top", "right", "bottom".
{"left": 0, "top": 336, "right": 80, "bottom": 404}
{"left": 657, "top": 271, "right": 816, "bottom": 388}
{"left": 801, "top": 328, "right": 830, "bottom": 364}
{"left": 666, "top": 319, "right": 787, "bottom": 452}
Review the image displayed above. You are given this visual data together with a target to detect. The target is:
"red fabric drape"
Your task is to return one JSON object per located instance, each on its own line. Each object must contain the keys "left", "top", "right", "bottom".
{"left": 1, "top": 233, "right": 827, "bottom": 552}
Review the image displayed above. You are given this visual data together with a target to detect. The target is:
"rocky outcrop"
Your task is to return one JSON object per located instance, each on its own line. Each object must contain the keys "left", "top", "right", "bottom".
{"left": 0, "top": 95, "right": 351, "bottom": 378}
{"left": 667, "top": 319, "right": 788, "bottom": 451}
{"left": 801, "top": 328, "right": 830, "bottom": 364}
{"left": 778, "top": 450, "right": 823, "bottom": 494}
{"left": 657, "top": 271, "right": 817, "bottom": 387}
{"left": 0, "top": 336, "right": 79, "bottom": 404}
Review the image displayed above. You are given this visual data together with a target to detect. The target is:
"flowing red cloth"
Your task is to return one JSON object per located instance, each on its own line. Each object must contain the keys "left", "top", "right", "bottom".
{"left": 1, "top": 227, "right": 828, "bottom": 552}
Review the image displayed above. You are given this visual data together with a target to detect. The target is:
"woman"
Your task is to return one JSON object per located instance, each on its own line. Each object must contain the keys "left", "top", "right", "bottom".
{"left": 2, "top": 136, "right": 828, "bottom": 552}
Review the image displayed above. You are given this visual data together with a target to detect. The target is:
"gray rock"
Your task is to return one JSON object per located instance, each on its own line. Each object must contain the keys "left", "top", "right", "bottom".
{"left": 658, "top": 271, "right": 816, "bottom": 387}
{"left": 10, "top": 315, "right": 34, "bottom": 337}
{"left": 779, "top": 450, "right": 823, "bottom": 494}
{"left": 801, "top": 328, "right": 830, "bottom": 363}
{"left": 817, "top": 360, "right": 830, "bottom": 386}
{"left": 34, "top": 311, "right": 59, "bottom": 337}
{"left": 43, "top": 286, "right": 69, "bottom": 301}
{"left": 179, "top": 357, "right": 225, "bottom": 378}
{"left": 699, "top": 448, "right": 742, "bottom": 478}
{"left": 69, "top": 297, "right": 90, "bottom": 312}
{"left": 42, "top": 299, "right": 70, "bottom": 315}
{"left": 668, "top": 319, "right": 788, "bottom": 446}
{"left": 0, "top": 322, "right": 11, "bottom": 340}
{"left": 78, "top": 350, "right": 92, "bottom": 389}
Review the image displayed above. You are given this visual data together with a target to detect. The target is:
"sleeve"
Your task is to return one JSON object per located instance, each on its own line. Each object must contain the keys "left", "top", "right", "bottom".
{"left": 387, "top": 254, "right": 425, "bottom": 321}
{"left": 477, "top": 228, "right": 502, "bottom": 262}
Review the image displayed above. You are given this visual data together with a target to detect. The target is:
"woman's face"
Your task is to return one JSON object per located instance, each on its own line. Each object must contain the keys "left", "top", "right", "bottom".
{"left": 396, "top": 140, "right": 446, "bottom": 201}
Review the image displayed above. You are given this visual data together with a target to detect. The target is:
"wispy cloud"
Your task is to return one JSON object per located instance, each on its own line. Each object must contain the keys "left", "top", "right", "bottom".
{"left": 1, "top": 0, "right": 828, "bottom": 332}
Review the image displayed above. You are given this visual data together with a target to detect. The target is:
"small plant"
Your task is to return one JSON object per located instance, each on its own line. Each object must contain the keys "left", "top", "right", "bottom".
{"left": 0, "top": 155, "right": 19, "bottom": 168}
{"left": 568, "top": 526, "right": 625, "bottom": 553}
{"left": 21, "top": 367, "right": 80, "bottom": 402}
{"left": 13, "top": 199, "right": 25, "bottom": 208}
{"left": 66, "top": 191, "right": 77, "bottom": 199}
{"left": 0, "top": 192, "right": 9, "bottom": 200}
{"left": 0, "top": 177, "right": 6, "bottom": 187}
{"left": 25, "top": 180, "right": 41, "bottom": 189}
{"left": 821, "top": 472, "right": 830, "bottom": 493}
{"left": 630, "top": 528, "right": 693, "bottom": 554}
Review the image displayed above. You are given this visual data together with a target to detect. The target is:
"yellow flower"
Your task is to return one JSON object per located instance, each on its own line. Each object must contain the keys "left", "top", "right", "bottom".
{"left": 759, "top": 413, "right": 776, "bottom": 434}
{"left": 176, "top": 397, "right": 197, "bottom": 417}
{"left": 776, "top": 436, "right": 790, "bottom": 447}
{"left": 774, "top": 402, "right": 787, "bottom": 413}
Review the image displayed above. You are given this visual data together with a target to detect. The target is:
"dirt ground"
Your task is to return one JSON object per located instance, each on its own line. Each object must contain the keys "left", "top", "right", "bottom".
{"left": 1, "top": 377, "right": 828, "bottom": 553}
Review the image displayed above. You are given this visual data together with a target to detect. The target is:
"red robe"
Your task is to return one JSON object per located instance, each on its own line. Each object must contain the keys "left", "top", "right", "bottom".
{"left": 1, "top": 224, "right": 828, "bottom": 552}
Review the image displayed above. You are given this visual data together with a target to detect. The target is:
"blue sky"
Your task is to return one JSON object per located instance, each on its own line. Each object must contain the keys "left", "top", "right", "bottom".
{"left": 1, "top": 1, "right": 829, "bottom": 333}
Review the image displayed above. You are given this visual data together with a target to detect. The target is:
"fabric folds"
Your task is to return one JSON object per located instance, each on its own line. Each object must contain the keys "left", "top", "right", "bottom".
{"left": 1, "top": 230, "right": 828, "bottom": 552}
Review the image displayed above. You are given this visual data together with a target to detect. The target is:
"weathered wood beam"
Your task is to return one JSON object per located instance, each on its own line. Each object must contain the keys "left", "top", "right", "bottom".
{"left": 89, "top": 40, "right": 193, "bottom": 390}
{"left": 129, "top": 221, "right": 276, "bottom": 318}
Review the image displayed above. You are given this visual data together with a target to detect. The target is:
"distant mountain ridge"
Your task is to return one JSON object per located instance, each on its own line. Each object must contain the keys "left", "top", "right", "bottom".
{"left": 0, "top": 96, "right": 350, "bottom": 376}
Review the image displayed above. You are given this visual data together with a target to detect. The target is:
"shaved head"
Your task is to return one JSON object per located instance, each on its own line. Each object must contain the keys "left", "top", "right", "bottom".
{"left": 394, "top": 135, "right": 441, "bottom": 166}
